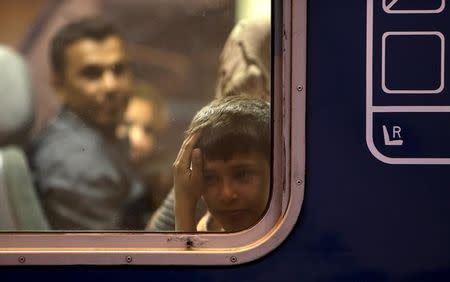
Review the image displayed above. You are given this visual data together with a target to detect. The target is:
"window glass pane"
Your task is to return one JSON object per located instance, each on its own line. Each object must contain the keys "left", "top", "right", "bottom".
{"left": 0, "top": 0, "right": 272, "bottom": 232}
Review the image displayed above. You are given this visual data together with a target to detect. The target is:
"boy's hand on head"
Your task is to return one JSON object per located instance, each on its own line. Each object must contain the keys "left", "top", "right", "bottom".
{"left": 174, "top": 133, "right": 204, "bottom": 231}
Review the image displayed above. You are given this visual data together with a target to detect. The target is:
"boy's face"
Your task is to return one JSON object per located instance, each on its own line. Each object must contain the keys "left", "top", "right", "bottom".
{"left": 56, "top": 35, "right": 132, "bottom": 132}
{"left": 202, "top": 152, "right": 270, "bottom": 232}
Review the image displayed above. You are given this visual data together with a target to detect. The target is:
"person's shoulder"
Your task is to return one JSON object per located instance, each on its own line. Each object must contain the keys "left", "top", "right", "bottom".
{"left": 30, "top": 110, "right": 107, "bottom": 167}
{"left": 196, "top": 212, "right": 223, "bottom": 232}
{"left": 39, "top": 109, "right": 111, "bottom": 146}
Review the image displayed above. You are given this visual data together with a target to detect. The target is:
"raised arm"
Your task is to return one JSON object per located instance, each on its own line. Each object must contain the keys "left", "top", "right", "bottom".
{"left": 174, "top": 133, "right": 204, "bottom": 232}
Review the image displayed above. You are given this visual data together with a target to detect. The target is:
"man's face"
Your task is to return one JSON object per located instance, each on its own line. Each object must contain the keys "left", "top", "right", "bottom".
{"left": 56, "top": 36, "right": 132, "bottom": 132}
{"left": 202, "top": 152, "right": 270, "bottom": 232}
{"left": 117, "top": 97, "right": 159, "bottom": 164}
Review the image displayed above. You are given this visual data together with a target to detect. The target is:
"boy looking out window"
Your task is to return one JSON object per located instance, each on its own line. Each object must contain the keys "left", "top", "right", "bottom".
{"left": 174, "top": 95, "right": 270, "bottom": 232}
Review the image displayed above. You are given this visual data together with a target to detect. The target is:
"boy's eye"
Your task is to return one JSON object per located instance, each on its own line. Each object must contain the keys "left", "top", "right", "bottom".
{"left": 235, "top": 170, "right": 254, "bottom": 183}
{"left": 204, "top": 174, "right": 219, "bottom": 186}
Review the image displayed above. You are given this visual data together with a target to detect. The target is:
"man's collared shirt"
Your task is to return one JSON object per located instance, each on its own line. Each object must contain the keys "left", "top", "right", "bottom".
{"left": 29, "top": 108, "right": 143, "bottom": 230}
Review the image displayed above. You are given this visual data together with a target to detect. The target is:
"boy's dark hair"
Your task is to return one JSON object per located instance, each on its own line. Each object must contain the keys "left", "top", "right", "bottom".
{"left": 187, "top": 95, "right": 270, "bottom": 161}
{"left": 49, "top": 17, "right": 122, "bottom": 77}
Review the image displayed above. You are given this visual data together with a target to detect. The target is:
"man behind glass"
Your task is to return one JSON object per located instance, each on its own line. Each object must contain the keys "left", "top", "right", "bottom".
{"left": 29, "top": 17, "right": 144, "bottom": 230}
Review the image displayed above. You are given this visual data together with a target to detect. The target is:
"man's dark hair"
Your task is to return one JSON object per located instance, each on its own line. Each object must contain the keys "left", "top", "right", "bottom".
{"left": 187, "top": 95, "right": 270, "bottom": 161}
{"left": 49, "top": 17, "right": 122, "bottom": 76}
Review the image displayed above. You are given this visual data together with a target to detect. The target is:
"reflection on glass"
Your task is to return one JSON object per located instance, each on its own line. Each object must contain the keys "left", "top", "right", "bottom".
{"left": 0, "top": 0, "right": 270, "bottom": 232}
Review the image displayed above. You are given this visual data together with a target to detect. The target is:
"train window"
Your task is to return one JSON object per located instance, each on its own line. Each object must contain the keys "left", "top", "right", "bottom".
{"left": 0, "top": 0, "right": 306, "bottom": 265}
